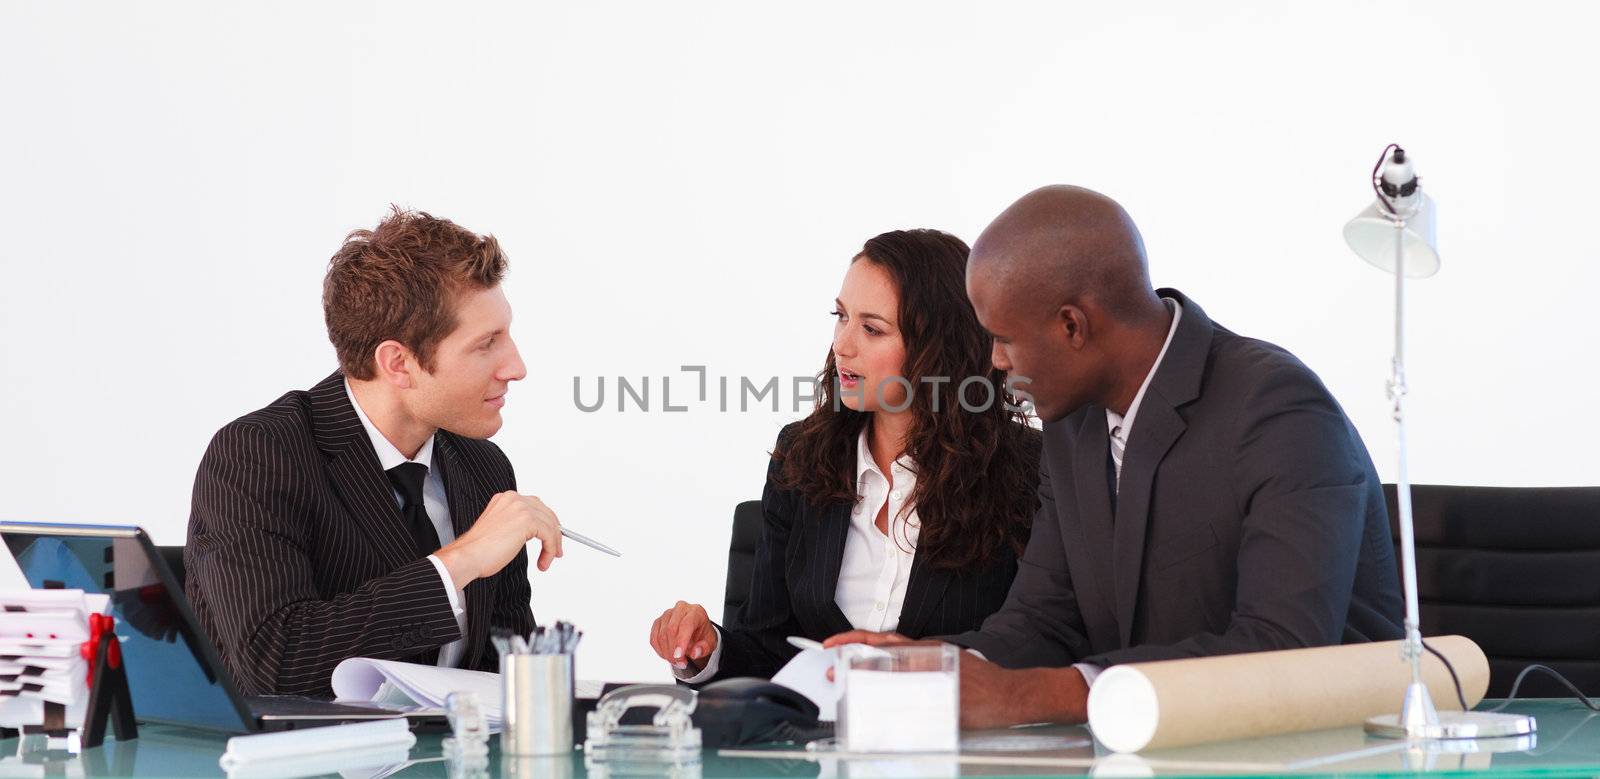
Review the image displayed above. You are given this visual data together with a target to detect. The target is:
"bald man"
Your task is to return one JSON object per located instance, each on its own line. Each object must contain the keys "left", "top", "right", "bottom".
{"left": 828, "top": 186, "right": 1402, "bottom": 727}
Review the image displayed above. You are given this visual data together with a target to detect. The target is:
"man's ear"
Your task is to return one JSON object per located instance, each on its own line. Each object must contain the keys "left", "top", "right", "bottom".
{"left": 1057, "top": 304, "right": 1090, "bottom": 349}
{"left": 372, "top": 340, "right": 416, "bottom": 389}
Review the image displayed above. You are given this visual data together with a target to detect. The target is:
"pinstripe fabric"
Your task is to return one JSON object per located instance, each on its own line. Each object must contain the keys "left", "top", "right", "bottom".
{"left": 185, "top": 371, "right": 536, "bottom": 697}
{"left": 710, "top": 422, "right": 1037, "bottom": 682}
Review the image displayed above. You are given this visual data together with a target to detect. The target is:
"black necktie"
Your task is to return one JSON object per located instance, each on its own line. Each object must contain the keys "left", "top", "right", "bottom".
{"left": 386, "top": 462, "right": 442, "bottom": 557}
{"left": 1106, "top": 444, "right": 1119, "bottom": 518}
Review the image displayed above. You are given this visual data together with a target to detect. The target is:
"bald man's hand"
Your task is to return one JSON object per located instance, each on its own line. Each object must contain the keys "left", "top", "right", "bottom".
{"left": 959, "top": 657, "right": 1090, "bottom": 728}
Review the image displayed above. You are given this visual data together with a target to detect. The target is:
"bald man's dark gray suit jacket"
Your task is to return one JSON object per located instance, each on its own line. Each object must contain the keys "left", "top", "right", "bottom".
{"left": 948, "top": 290, "right": 1403, "bottom": 668}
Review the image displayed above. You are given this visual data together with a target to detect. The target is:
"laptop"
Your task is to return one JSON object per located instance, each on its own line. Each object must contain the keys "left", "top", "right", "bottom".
{"left": 0, "top": 521, "right": 435, "bottom": 733}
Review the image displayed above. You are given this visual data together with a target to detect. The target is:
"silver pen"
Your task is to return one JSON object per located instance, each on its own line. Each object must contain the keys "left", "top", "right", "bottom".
{"left": 560, "top": 526, "right": 622, "bottom": 557}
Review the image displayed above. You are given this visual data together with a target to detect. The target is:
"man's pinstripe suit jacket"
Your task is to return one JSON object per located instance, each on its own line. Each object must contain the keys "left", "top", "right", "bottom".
{"left": 185, "top": 371, "right": 537, "bottom": 697}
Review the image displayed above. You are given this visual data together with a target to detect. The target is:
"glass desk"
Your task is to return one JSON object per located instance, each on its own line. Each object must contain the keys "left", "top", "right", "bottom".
{"left": 2, "top": 699, "right": 1596, "bottom": 778}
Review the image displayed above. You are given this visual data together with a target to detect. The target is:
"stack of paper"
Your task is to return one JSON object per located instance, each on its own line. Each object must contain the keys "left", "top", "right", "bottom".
{"left": 332, "top": 658, "right": 505, "bottom": 729}
{"left": 331, "top": 657, "right": 608, "bottom": 733}
{"left": 0, "top": 590, "right": 111, "bottom": 732}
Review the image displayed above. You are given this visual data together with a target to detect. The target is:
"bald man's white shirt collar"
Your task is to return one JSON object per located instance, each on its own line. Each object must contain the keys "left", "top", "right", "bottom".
{"left": 1106, "top": 297, "right": 1182, "bottom": 484}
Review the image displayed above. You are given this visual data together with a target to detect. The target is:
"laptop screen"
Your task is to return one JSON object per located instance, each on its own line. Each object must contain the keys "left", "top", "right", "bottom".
{"left": 1, "top": 523, "right": 254, "bottom": 733}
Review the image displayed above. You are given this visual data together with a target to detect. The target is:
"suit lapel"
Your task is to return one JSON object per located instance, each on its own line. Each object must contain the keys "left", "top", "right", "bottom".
{"left": 309, "top": 372, "right": 415, "bottom": 572}
{"left": 1110, "top": 401, "right": 1185, "bottom": 647}
{"left": 1109, "top": 289, "right": 1213, "bottom": 648}
{"left": 1067, "top": 412, "right": 1120, "bottom": 645}
{"left": 895, "top": 549, "right": 952, "bottom": 638}
{"left": 815, "top": 502, "right": 856, "bottom": 636}
{"left": 435, "top": 433, "right": 497, "bottom": 668}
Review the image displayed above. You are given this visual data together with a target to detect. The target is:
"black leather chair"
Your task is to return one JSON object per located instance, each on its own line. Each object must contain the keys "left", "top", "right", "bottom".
{"left": 156, "top": 545, "right": 186, "bottom": 590}
{"left": 723, "top": 500, "right": 763, "bottom": 631}
{"left": 1385, "top": 484, "right": 1600, "bottom": 697}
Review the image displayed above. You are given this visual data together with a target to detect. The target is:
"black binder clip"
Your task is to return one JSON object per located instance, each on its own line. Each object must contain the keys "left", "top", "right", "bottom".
{"left": 80, "top": 612, "right": 137, "bottom": 748}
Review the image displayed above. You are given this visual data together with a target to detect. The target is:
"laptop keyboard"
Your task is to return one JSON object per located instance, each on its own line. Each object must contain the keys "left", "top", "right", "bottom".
{"left": 247, "top": 694, "right": 410, "bottom": 719}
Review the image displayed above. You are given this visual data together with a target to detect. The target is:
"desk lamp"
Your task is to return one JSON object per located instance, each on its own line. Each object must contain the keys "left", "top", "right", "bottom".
{"left": 1346, "top": 144, "right": 1536, "bottom": 740}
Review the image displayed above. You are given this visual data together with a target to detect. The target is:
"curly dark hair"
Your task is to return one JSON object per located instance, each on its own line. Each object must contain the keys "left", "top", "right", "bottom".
{"left": 774, "top": 229, "right": 1039, "bottom": 570}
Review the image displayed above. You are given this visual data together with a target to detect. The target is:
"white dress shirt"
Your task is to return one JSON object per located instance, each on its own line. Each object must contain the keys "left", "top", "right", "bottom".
{"left": 344, "top": 380, "right": 468, "bottom": 668}
{"left": 835, "top": 427, "right": 921, "bottom": 632}
{"left": 676, "top": 427, "right": 922, "bottom": 682}
{"left": 1106, "top": 297, "right": 1183, "bottom": 486}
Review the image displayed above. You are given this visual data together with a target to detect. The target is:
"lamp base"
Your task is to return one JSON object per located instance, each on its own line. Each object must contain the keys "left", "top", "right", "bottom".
{"left": 1365, "top": 710, "right": 1537, "bottom": 740}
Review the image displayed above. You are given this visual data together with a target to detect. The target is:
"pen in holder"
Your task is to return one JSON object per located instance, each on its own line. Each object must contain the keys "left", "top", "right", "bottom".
{"left": 497, "top": 622, "right": 582, "bottom": 757}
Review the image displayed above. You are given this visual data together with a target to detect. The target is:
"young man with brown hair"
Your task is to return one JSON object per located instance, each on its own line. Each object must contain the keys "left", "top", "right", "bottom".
{"left": 186, "top": 208, "right": 560, "bottom": 697}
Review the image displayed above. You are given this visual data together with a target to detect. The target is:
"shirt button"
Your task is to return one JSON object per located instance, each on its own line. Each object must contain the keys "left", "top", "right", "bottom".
{"left": 891, "top": 490, "right": 904, "bottom": 501}
{"left": 875, "top": 601, "right": 886, "bottom": 611}
{"left": 852, "top": 506, "right": 862, "bottom": 516}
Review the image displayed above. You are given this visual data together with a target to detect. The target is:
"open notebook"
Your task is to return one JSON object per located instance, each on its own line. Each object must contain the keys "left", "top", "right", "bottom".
{"left": 331, "top": 658, "right": 605, "bottom": 732}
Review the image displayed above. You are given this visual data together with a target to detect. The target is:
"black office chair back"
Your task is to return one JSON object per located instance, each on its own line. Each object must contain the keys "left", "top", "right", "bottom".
{"left": 1386, "top": 484, "right": 1600, "bottom": 697}
{"left": 723, "top": 501, "right": 763, "bottom": 631}
{"left": 157, "top": 545, "right": 187, "bottom": 590}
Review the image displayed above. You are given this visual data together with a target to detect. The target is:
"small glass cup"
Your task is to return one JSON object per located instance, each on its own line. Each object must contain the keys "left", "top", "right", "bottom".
{"left": 837, "top": 644, "right": 960, "bottom": 753}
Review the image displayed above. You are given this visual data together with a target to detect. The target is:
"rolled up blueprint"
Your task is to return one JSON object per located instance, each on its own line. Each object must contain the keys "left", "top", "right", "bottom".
{"left": 1087, "top": 635, "right": 1489, "bottom": 753}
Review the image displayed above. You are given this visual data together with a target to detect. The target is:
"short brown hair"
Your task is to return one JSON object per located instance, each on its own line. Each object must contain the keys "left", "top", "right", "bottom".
{"left": 323, "top": 206, "right": 508, "bottom": 380}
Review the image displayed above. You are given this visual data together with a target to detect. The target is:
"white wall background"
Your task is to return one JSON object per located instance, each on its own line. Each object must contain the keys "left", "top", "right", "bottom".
{"left": 2, "top": 1, "right": 1596, "bottom": 683}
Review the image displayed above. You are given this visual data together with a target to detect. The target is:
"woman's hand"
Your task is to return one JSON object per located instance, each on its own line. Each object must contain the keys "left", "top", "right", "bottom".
{"left": 821, "top": 629, "right": 912, "bottom": 648}
{"left": 821, "top": 630, "right": 937, "bottom": 681}
{"left": 649, "top": 601, "right": 718, "bottom": 672}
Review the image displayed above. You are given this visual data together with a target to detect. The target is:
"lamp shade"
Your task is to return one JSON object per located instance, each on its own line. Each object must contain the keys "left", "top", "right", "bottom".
{"left": 1342, "top": 195, "right": 1440, "bottom": 278}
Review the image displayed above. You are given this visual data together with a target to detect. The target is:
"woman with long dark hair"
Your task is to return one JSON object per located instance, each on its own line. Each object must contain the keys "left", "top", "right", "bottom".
{"left": 647, "top": 229, "right": 1039, "bottom": 682}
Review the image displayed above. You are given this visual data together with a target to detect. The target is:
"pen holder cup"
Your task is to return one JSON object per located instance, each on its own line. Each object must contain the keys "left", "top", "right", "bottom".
{"left": 501, "top": 652, "right": 575, "bottom": 756}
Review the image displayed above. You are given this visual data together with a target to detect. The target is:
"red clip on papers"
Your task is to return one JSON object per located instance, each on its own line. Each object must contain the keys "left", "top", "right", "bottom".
{"left": 80, "top": 613, "right": 122, "bottom": 687}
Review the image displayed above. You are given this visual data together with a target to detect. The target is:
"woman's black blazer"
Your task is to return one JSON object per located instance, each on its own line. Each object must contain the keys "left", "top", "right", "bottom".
{"left": 711, "top": 422, "right": 1040, "bottom": 681}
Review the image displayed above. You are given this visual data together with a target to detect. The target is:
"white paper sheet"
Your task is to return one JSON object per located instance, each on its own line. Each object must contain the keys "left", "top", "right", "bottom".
{"left": 0, "top": 639, "right": 79, "bottom": 658}
{"left": 0, "top": 590, "right": 108, "bottom": 732}
{"left": 0, "top": 656, "right": 80, "bottom": 673}
{"left": 771, "top": 645, "right": 843, "bottom": 722}
{"left": 0, "top": 694, "right": 88, "bottom": 728}
{"left": 331, "top": 658, "right": 503, "bottom": 727}
{"left": 331, "top": 656, "right": 607, "bottom": 734}
{"left": 0, "top": 590, "right": 109, "bottom": 616}
{"left": 0, "top": 613, "right": 91, "bottom": 641}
